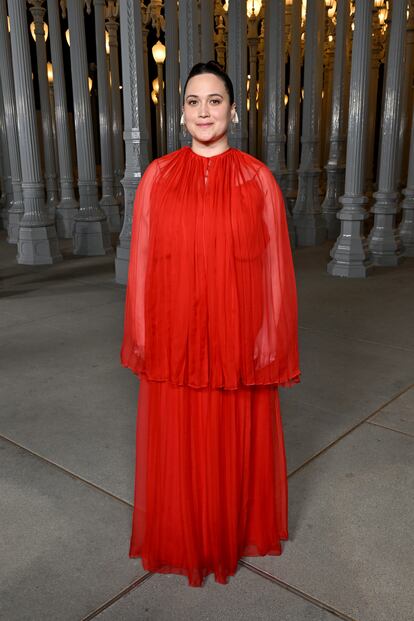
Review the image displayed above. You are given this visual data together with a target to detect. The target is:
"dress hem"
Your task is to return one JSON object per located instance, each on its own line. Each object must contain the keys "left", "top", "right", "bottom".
{"left": 121, "top": 360, "right": 301, "bottom": 391}
{"left": 129, "top": 534, "right": 289, "bottom": 587}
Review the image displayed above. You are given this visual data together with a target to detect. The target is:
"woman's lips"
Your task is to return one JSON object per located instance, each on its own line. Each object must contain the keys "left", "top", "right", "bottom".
{"left": 197, "top": 123, "right": 213, "bottom": 127}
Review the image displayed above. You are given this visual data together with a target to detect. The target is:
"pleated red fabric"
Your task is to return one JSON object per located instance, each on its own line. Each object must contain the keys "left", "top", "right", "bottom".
{"left": 121, "top": 145, "right": 300, "bottom": 586}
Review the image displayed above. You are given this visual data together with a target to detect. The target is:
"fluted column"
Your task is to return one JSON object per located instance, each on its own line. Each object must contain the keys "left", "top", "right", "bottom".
{"left": 292, "top": 0, "right": 326, "bottom": 246}
{"left": 105, "top": 2, "right": 124, "bottom": 202}
{"left": 263, "top": 0, "right": 287, "bottom": 189}
{"left": 179, "top": 0, "right": 201, "bottom": 147}
{"left": 227, "top": 0, "right": 248, "bottom": 152}
{"left": 327, "top": 1, "right": 373, "bottom": 278}
{"left": 8, "top": 0, "right": 61, "bottom": 264}
{"left": 399, "top": 97, "right": 414, "bottom": 255}
{"left": 368, "top": 0, "right": 406, "bottom": 266}
{"left": 0, "top": 0, "right": 24, "bottom": 243}
{"left": 115, "top": 0, "right": 150, "bottom": 284}
{"left": 322, "top": 0, "right": 350, "bottom": 239}
{"left": 286, "top": 0, "right": 302, "bottom": 211}
{"left": 94, "top": 0, "right": 120, "bottom": 232}
{"left": 0, "top": 79, "right": 13, "bottom": 232}
{"left": 263, "top": 0, "right": 293, "bottom": 245}
{"left": 396, "top": 6, "right": 414, "bottom": 189}
{"left": 320, "top": 13, "right": 335, "bottom": 169}
{"left": 29, "top": 1, "right": 59, "bottom": 215}
{"left": 165, "top": 0, "right": 180, "bottom": 153}
{"left": 200, "top": 0, "right": 214, "bottom": 61}
{"left": 66, "top": 0, "right": 110, "bottom": 256}
{"left": 365, "top": 11, "right": 385, "bottom": 197}
{"left": 47, "top": 0, "right": 78, "bottom": 239}
{"left": 140, "top": 16, "right": 153, "bottom": 163}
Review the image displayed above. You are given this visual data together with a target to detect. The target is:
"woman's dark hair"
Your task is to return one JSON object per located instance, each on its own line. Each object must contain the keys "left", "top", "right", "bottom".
{"left": 182, "top": 60, "right": 235, "bottom": 106}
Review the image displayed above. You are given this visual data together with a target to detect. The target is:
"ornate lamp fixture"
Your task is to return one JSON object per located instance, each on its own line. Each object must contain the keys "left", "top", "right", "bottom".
{"left": 30, "top": 20, "right": 49, "bottom": 41}
{"left": 152, "top": 40, "right": 166, "bottom": 155}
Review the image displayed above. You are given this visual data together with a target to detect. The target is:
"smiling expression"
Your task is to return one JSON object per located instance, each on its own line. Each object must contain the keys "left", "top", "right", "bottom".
{"left": 182, "top": 73, "right": 236, "bottom": 148}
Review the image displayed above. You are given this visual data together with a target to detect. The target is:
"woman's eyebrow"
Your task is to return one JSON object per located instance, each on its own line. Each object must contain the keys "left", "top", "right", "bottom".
{"left": 185, "top": 93, "right": 224, "bottom": 99}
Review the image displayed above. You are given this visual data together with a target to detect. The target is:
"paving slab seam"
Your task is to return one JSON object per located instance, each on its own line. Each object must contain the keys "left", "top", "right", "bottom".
{"left": 288, "top": 381, "right": 414, "bottom": 479}
{"left": 365, "top": 420, "right": 414, "bottom": 439}
{"left": 238, "top": 559, "right": 358, "bottom": 621}
{"left": 298, "top": 324, "right": 414, "bottom": 354}
{"left": 80, "top": 573, "right": 154, "bottom": 621}
{"left": 1, "top": 384, "right": 412, "bottom": 510}
{"left": 0, "top": 433, "right": 133, "bottom": 508}
{"left": 0, "top": 298, "right": 122, "bottom": 330}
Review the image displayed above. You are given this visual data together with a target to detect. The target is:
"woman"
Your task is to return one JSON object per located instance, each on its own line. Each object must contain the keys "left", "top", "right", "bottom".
{"left": 121, "top": 61, "right": 300, "bottom": 587}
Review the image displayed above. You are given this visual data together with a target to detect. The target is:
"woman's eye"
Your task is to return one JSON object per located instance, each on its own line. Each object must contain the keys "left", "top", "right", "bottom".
{"left": 210, "top": 99, "right": 221, "bottom": 104}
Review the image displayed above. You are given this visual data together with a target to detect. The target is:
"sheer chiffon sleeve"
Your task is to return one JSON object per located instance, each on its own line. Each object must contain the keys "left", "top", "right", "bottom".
{"left": 253, "top": 165, "right": 300, "bottom": 386}
{"left": 120, "top": 160, "right": 159, "bottom": 375}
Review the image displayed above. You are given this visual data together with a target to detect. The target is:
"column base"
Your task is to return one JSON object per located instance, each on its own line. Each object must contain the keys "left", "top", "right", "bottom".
{"left": 56, "top": 205, "right": 79, "bottom": 239}
{"left": 1, "top": 203, "right": 8, "bottom": 231}
{"left": 17, "top": 224, "right": 62, "bottom": 265}
{"left": 401, "top": 243, "right": 414, "bottom": 257}
{"left": 327, "top": 257, "right": 373, "bottom": 278}
{"left": 7, "top": 210, "right": 24, "bottom": 244}
{"left": 399, "top": 199, "right": 414, "bottom": 257}
{"left": 115, "top": 242, "right": 130, "bottom": 285}
{"left": 323, "top": 210, "right": 341, "bottom": 240}
{"left": 370, "top": 252, "right": 404, "bottom": 267}
{"left": 294, "top": 216, "right": 327, "bottom": 247}
{"left": 73, "top": 219, "right": 112, "bottom": 256}
{"left": 100, "top": 197, "right": 121, "bottom": 233}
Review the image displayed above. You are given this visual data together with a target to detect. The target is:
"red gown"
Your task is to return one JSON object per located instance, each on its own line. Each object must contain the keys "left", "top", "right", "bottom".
{"left": 121, "top": 145, "right": 300, "bottom": 587}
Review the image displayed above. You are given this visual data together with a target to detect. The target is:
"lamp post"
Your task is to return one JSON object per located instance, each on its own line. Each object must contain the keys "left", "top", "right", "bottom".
{"left": 246, "top": 0, "right": 263, "bottom": 156}
{"left": 152, "top": 40, "right": 166, "bottom": 156}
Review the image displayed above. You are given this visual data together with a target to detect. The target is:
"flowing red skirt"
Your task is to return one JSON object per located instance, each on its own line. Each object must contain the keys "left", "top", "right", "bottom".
{"left": 129, "top": 378, "right": 288, "bottom": 587}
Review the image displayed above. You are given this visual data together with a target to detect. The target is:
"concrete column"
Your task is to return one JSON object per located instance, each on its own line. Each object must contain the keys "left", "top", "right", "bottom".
{"left": 115, "top": 0, "right": 150, "bottom": 284}
{"left": 399, "top": 100, "right": 414, "bottom": 256}
{"left": 327, "top": 1, "right": 373, "bottom": 278}
{"left": 0, "top": 0, "right": 24, "bottom": 243}
{"left": 292, "top": 0, "right": 326, "bottom": 246}
{"left": 29, "top": 1, "right": 59, "bottom": 215}
{"left": 178, "top": 0, "right": 201, "bottom": 147}
{"left": 286, "top": 0, "right": 302, "bottom": 211}
{"left": 263, "top": 0, "right": 287, "bottom": 189}
{"left": 0, "top": 79, "right": 13, "bottom": 233}
{"left": 8, "top": 0, "right": 61, "bottom": 265}
{"left": 322, "top": 0, "right": 350, "bottom": 239}
{"left": 227, "top": 0, "right": 248, "bottom": 152}
{"left": 368, "top": 0, "right": 407, "bottom": 266}
{"left": 396, "top": 6, "right": 414, "bottom": 189}
{"left": 200, "top": 0, "right": 214, "bottom": 62}
{"left": 263, "top": 0, "right": 294, "bottom": 245}
{"left": 47, "top": 0, "right": 79, "bottom": 239}
{"left": 139, "top": 15, "right": 153, "bottom": 163}
{"left": 365, "top": 11, "right": 386, "bottom": 197}
{"left": 247, "top": 9, "right": 260, "bottom": 156}
{"left": 66, "top": 0, "right": 110, "bottom": 256}
{"left": 94, "top": 0, "right": 120, "bottom": 232}
{"left": 105, "top": 2, "right": 124, "bottom": 202}
{"left": 257, "top": 20, "right": 265, "bottom": 159}
{"left": 165, "top": 0, "right": 181, "bottom": 153}
{"left": 321, "top": 11, "right": 335, "bottom": 170}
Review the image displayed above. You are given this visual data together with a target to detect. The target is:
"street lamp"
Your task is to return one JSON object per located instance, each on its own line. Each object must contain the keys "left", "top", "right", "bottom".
{"left": 30, "top": 21, "right": 48, "bottom": 41}
{"left": 152, "top": 40, "right": 166, "bottom": 155}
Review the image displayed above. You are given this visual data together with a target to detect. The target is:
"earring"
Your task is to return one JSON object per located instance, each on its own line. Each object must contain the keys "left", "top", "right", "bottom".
{"left": 232, "top": 110, "right": 239, "bottom": 124}
{"left": 180, "top": 112, "right": 188, "bottom": 137}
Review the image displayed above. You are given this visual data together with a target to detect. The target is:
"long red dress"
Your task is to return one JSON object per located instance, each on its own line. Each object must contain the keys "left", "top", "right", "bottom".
{"left": 121, "top": 145, "right": 300, "bottom": 587}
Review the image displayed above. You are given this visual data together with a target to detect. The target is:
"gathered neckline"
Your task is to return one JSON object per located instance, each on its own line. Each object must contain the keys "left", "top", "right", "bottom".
{"left": 186, "top": 145, "right": 233, "bottom": 160}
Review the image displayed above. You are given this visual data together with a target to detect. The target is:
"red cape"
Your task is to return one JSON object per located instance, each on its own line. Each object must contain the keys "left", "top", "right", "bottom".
{"left": 121, "top": 145, "right": 301, "bottom": 389}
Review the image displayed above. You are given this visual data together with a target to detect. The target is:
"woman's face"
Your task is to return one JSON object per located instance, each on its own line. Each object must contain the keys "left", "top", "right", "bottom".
{"left": 182, "top": 73, "right": 236, "bottom": 146}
